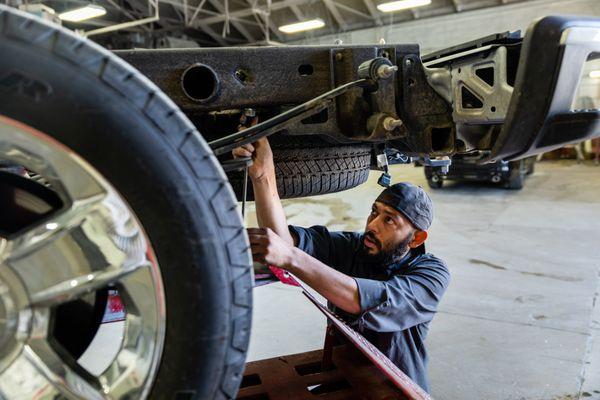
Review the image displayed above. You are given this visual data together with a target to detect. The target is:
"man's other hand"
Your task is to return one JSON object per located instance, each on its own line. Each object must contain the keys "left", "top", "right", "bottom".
{"left": 247, "top": 227, "right": 296, "bottom": 268}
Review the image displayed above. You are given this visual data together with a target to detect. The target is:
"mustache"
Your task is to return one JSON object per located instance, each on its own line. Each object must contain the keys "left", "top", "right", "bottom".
{"left": 364, "top": 231, "right": 382, "bottom": 248}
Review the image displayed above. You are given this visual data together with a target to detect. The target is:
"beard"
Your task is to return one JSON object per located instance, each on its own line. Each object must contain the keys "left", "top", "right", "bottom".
{"left": 360, "top": 232, "right": 414, "bottom": 266}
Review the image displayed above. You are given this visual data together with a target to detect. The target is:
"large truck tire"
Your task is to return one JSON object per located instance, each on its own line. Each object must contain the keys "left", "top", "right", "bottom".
{"left": 0, "top": 5, "right": 251, "bottom": 400}
{"left": 229, "top": 138, "right": 371, "bottom": 200}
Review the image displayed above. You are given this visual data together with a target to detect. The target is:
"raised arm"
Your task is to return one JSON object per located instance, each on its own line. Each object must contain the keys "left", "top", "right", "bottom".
{"left": 233, "top": 137, "right": 294, "bottom": 246}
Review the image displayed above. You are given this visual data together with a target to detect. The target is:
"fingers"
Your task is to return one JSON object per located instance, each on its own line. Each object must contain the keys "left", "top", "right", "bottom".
{"left": 232, "top": 143, "right": 255, "bottom": 159}
{"left": 247, "top": 227, "right": 271, "bottom": 235}
{"left": 247, "top": 227, "right": 271, "bottom": 264}
{"left": 251, "top": 247, "right": 266, "bottom": 264}
{"left": 232, "top": 148, "right": 252, "bottom": 158}
{"left": 249, "top": 239, "right": 267, "bottom": 264}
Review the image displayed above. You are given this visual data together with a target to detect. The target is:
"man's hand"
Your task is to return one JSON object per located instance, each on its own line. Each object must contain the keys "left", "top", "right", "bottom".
{"left": 232, "top": 117, "right": 275, "bottom": 181}
{"left": 247, "top": 227, "right": 297, "bottom": 268}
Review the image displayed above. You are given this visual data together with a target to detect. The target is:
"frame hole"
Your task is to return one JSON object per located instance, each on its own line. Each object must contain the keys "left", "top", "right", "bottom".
{"left": 295, "top": 361, "right": 336, "bottom": 376}
{"left": 298, "top": 64, "right": 314, "bottom": 76}
{"left": 475, "top": 67, "right": 495, "bottom": 87}
{"left": 240, "top": 374, "right": 262, "bottom": 388}
{"left": 181, "top": 64, "right": 219, "bottom": 102}
{"left": 235, "top": 68, "right": 255, "bottom": 85}
{"left": 461, "top": 86, "right": 483, "bottom": 109}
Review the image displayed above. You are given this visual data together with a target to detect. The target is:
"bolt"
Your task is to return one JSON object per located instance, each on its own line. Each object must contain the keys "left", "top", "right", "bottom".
{"left": 383, "top": 117, "right": 403, "bottom": 131}
{"left": 377, "top": 64, "right": 398, "bottom": 79}
{"left": 335, "top": 53, "right": 343, "bottom": 61}
{"left": 334, "top": 38, "right": 343, "bottom": 45}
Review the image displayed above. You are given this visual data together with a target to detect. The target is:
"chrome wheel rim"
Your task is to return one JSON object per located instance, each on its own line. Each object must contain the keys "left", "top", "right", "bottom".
{"left": 0, "top": 115, "right": 166, "bottom": 399}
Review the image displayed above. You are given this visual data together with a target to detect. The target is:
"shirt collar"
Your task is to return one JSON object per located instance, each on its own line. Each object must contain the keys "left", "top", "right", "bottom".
{"left": 386, "top": 246, "right": 423, "bottom": 273}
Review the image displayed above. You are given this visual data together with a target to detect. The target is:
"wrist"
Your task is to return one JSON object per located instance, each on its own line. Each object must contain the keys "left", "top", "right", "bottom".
{"left": 285, "top": 247, "right": 303, "bottom": 272}
{"left": 251, "top": 170, "right": 276, "bottom": 185}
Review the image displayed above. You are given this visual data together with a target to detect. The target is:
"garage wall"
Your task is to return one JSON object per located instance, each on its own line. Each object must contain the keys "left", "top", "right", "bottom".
{"left": 291, "top": 0, "right": 600, "bottom": 53}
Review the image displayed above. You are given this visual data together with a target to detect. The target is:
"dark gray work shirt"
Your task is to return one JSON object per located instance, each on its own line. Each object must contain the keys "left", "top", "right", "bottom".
{"left": 289, "top": 225, "right": 450, "bottom": 392}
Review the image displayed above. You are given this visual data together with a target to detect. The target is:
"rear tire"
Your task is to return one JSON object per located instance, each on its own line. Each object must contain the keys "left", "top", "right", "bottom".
{"left": 505, "top": 161, "right": 524, "bottom": 190}
{"left": 427, "top": 178, "right": 443, "bottom": 189}
{"left": 229, "top": 138, "right": 371, "bottom": 200}
{"left": 0, "top": 6, "right": 252, "bottom": 399}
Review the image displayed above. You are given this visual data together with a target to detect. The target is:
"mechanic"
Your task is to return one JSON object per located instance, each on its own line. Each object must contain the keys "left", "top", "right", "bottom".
{"left": 234, "top": 138, "right": 450, "bottom": 392}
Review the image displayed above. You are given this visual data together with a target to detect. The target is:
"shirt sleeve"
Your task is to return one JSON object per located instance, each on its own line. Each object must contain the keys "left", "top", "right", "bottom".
{"left": 288, "top": 225, "right": 359, "bottom": 273}
{"left": 353, "top": 259, "right": 450, "bottom": 332}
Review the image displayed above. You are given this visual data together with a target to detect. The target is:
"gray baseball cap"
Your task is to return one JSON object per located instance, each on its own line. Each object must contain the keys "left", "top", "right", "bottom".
{"left": 375, "top": 182, "right": 433, "bottom": 231}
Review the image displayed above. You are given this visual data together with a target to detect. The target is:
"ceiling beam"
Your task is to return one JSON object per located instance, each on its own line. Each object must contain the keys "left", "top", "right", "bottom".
{"left": 261, "top": 14, "right": 285, "bottom": 42}
{"left": 199, "top": 23, "right": 230, "bottom": 45}
{"left": 362, "top": 0, "right": 382, "bottom": 26}
{"left": 206, "top": 0, "right": 256, "bottom": 43}
{"left": 188, "top": 0, "right": 208, "bottom": 25}
{"left": 289, "top": 4, "right": 304, "bottom": 20}
{"left": 246, "top": 0, "right": 284, "bottom": 42}
{"left": 322, "top": 0, "right": 346, "bottom": 29}
{"left": 333, "top": 2, "right": 372, "bottom": 20}
{"left": 194, "top": 0, "right": 314, "bottom": 26}
{"left": 187, "top": 0, "right": 522, "bottom": 28}
{"left": 161, "top": 0, "right": 262, "bottom": 27}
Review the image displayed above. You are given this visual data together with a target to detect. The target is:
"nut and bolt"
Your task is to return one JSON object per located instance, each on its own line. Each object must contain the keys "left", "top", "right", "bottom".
{"left": 383, "top": 117, "right": 403, "bottom": 131}
{"left": 377, "top": 64, "right": 398, "bottom": 79}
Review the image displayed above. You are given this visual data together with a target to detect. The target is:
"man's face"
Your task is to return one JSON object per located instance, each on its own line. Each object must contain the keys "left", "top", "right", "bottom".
{"left": 362, "top": 201, "right": 416, "bottom": 261}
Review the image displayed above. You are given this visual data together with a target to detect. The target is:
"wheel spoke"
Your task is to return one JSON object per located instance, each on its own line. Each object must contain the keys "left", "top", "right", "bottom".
{"left": 0, "top": 308, "right": 105, "bottom": 400}
{"left": 0, "top": 346, "right": 60, "bottom": 399}
{"left": 4, "top": 193, "right": 105, "bottom": 262}
{"left": 29, "top": 260, "right": 150, "bottom": 307}
{"left": 97, "top": 267, "right": 164, "bottom": 398}
{"left": 25, "top": 340, "right": 106, "bottom": 400}
{"left": 4, "top": 192, "right": 151, "bottom": 307}
{"left": 0, "top": 121, "right": 105, "bottom": 205}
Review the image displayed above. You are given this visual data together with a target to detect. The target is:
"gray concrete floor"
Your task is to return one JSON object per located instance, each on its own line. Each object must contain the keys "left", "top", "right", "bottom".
{"left": 244, "top": 160, "right": 600, "bottom": 400}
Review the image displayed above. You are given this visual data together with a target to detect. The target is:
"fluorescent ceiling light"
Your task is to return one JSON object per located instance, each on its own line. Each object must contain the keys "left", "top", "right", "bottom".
{"left": 589, "top": 70, "right": 600, "bottom": 79}
{"left": 377, "top": 0, "right": 431, "bottom": 13}
{"left": 59, "top": 5, "right": 106, "bottom": 22}
{"left": 278, "top": 19, "right": 325, "bottom": 34}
